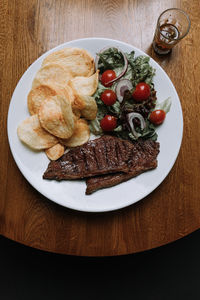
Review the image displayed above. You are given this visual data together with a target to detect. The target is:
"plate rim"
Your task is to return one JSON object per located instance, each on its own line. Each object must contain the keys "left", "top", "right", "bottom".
{"left": 7, "top": 37, "right": 183, "bottom": 213}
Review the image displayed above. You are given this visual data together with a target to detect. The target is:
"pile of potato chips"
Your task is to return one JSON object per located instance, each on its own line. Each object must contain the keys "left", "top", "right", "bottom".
{"left": 17, "top": 47, "right": 99, "bottom": 160}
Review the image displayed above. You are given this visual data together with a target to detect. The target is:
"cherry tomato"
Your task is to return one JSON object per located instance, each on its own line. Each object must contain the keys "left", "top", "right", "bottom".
{"left": 132, "top": 82, "right": 151, "bottom": 102}
{"left": 100, "top": 115, "right": 117, "bottom": 131}
{"left": 149, "top": 109, "right": 166, "bottom": 125}
{"left": 100, "top": 89, "right": 117, "bottom": 106}
{"left": 101, "top": 70, "right": 116, "bottom": 87}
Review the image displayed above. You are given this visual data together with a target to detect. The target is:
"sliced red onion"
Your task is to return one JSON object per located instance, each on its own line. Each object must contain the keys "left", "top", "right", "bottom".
{"left": 115, "top": 79, "right": 133, "bottom": 103}
{"left": 127, "top": 112, "right": 146, "bottom": 138}
{"left": 95, "top": 47, "right": 128, "bottom": 84}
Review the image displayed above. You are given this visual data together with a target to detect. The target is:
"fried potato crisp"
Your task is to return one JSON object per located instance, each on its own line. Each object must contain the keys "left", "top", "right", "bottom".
{"left": 69, "top": 70, "right": 99, "bottom": 96}
{"left": 72, "top": 108, "right": 81, "bottom": 119}
{"left": 18, "top": 47, "right": 96, "bottom": 155}
{"left": 68, "top": 90, "right": 86, "bottom": 111}
{"left": 68, "top": 71, "right": 98, "bottom": 111}
{"left": 60, "top": 119, "right": 90, "bottom": 147}
{"left": 80, "top": 95, "right": 97, "bottom": 120}
{"left": 32, "top": 63, "right": 72, "bottom": 89}
{"left": 45, "top": 143, "right": 65, "bottom": 160}
{"left": 28, "top": 83, "right": 75, "bottom": 117}
{"left": 38, "top": 95, "right": 74, "bottom": 139}
{"left": 59, "top": 84, "right": 83, "bottom": 114}
{"left": 17, "top": 115, "right": 58, "bottom": 150}
{"left": 55, "top": 84, "right": 75, "bottom": 106}
{"left": 42, "top": 47, "right": 94, "bottom": 77}
{"left": 61, "top": 85, "right": 75, "bottom": 104}
{"left": 27, "top": 85, "right": 57, "bottom": 115}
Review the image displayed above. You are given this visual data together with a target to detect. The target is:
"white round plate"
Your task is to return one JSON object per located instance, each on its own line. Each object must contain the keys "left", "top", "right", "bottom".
{"left": 7, "top": 38, "right": 183, "bottom": 213}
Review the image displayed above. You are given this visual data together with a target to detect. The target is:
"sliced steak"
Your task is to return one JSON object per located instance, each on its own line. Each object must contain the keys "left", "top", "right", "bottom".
{"left": 43, "top": 135, "right": 135, "bottom": 180}
{"left": 86, "top": 139, "right": 160, "bottom": 194}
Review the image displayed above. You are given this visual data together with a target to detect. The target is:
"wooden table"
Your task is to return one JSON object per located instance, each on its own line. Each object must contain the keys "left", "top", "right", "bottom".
{"left": 0, "top": 0, "right": 199, "bottom": 256}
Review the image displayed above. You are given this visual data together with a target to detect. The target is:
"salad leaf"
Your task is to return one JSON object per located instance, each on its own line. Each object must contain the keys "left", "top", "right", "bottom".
{"left": 97, "top": 47, "right": 124, "bottom": 75}
{"left": 125, "top": 50, "right": 135, "bottom": 66}
{"left": 113, "top": 126, "right": 132, "bottom": 141}
{"left": 93, "top": 82, "right": 106, "bottom": 99}
{"left": 125, "top": 54, "right": 156, "bottom": 88}
{"left": 139, "top": 120, "right": 157, "bottom": 140}
{"left": 89, "top": 118, "right": 102, "bottom": 135}
{"left": 107, "top": 101, "right": 121, "bottom": 116}
{"left": 113, "top": 118, "right": 157, "bottom": 141}
{"left": 93, "top": 82, "right": 121, "bottom": 119}
{"left": 90, "top": 47, "right": 159, "bottom": 142}
{"left": 114, "top": 125, "right": 123, "bottom": 132}
{"left": 155, "top": 97, "right": 172, "bottom": 113}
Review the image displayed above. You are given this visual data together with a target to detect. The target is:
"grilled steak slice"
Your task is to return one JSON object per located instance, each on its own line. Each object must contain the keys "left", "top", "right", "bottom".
{"left": 86, "top": 139, "right": 160, "bottom": 194}
{"left": 43, "top": 135, "right": 136, "bottom": 180}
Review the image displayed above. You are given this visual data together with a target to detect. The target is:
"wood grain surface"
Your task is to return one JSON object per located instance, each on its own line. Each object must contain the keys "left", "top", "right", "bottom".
{"left": 0, "top": 0, "right": 199, "bottom": 256}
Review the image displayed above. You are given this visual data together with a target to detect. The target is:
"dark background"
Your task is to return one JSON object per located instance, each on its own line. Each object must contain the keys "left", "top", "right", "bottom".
{"left": 1, "top": 229, "right": 200, "bottom": 299}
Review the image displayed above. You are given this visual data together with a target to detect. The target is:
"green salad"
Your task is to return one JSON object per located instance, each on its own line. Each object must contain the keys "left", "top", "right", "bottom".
{"left": 90, "top": 47, "right": 171, "bottom": 141}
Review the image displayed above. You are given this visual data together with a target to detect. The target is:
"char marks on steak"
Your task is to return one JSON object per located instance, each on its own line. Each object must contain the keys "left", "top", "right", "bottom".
{"left": 85, "top": 139, "right": 160, "bottom": 194}
{"left": 43, "top": 135, "right": 135, "bottom": 180}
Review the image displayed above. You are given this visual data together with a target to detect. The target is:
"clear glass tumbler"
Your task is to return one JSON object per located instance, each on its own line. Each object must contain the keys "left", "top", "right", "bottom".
{"left": 152, "top": 8, "right": 191, "bottom": 55}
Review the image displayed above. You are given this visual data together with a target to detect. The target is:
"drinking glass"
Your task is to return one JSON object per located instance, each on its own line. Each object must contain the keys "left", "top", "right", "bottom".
{"left": 152, "top": 8, "right": 191, "bottom": 55}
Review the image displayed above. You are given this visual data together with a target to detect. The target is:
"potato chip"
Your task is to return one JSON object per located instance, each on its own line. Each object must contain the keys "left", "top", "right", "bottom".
{"left": 58, "top": 83, "right": 84, "bottom": 113}
{"left": 68, "top": 89, "right": 86, "bottom": 111}
{"left": 68, "top": 71, "right": 99, "bottom": 111}
{"left": 55, "top": 84, "right": 75, "bottom": 105}
{"left": 17, "top": 115, "right": 58, "bottom": 150}
{"left": 61, "top": 85, "right": 75, "bottom": 104}
{"left": 42, "top": 47, "right": 94, "bottom": 77}
{"left": 45, "top": 143, "right": 65, "bottom": 160}
{"left": 28, "top": 83, "right": 75, "bottom": 116}
{"left": 32, "top": 63, "right": 72, "bottom": 89}
{"left": 80, "top": 95, "right": 97, "bottom": 120}
{"left": 38, "top": 94, "right": 74, "bottom": 139}
{"left": 60, "top": 119, "right": 90, "bottom": 147}
{"left": 27, "top": 85, "right": 57, "bottom": 115}
{"left": 72, "top": 108, "right": 81, "bottom": 119}
{"left": 69, "top": 70, "right": 99, "bottom": 96}
{"left": 59, "top": 95, "right": 76, "bottom": 132}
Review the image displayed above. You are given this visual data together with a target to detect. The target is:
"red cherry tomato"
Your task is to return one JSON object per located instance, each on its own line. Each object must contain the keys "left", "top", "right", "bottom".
{"left": 132, "top": 82, "right": 151, "bottom": 102}
{"left": 100, "top": 115, "right": 117, "bottom": 131}
{"left": 101, "top": 70, "right": 116, "bottom": 87}
{"left": 100, "top": 89, "right": 117, "bottom": 106}
{"left": 149, "top": 109, "right": 166, "bottom": 125}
